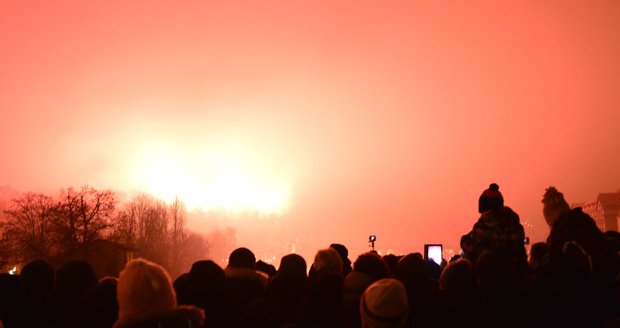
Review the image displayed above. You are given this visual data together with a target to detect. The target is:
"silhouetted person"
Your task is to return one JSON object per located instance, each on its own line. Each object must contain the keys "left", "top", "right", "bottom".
{"left": 284, "top": 270, "right": 344, "bottom": 328}
{"left": 15, "top": 259, "right": 55, "bottom": 327}
{"left": 478, "top": 183, "right": 504, "bottom": 214}
{"left": 243, "top": 255, "right": 309, "bottom": 328}
{"left": 528, "top": 242, "right": 548, "bottom": 274}
{"left": 0, "top": 273, "right": 20, "bottom": 328}
{"left": 462, "top": 206, "right": 528, "bottom": 276}
{"left": 278, "top": 253, "right": 308, "bottom": 279}
{"left": 113, "top": 258, "right": 204, "bottom": 327}
{"left": 382, "top": 254, "right": 401, "bottom": 276}
{"left": 186, "top": 260, "right": 226, "bottom": 327}
{"left": 330, "top": 243, "right": 353, "bottom": 277}
{"left": 343, "top": 252, "right": 390, "bottom": 328}
{"left": 309, "top": 248, "right": 343, "bottom": 279}
{"left": 256, "top": 260, "right": 277, "bottom": 278}
{"left": 538, "top": 207, "right": 619, "bottom": 327}
{"left": 172, "top": 273, "right": 190, "bottom": 306}
{"left": 360, "top": 278, "right": 409, "bottom": 328}
{"left": 475, "top": 248, "right": 532, "bottom": 327}
{"left": 437, "top": 258, "right": 479, "bottom": 327}
{"left": 395, "top": 253, "right": 439, "bottom": 328}
{"left": 76, "top": 277, "right": 119, "bottom": 328}
{"left": 224, "top": 247, "right": 268, "bottom": 327}
{"left": 46, "top": 260, "right": 98, "bottom": 327}
{"left": 541, "top": 186, "right": 571, "bottom": 229}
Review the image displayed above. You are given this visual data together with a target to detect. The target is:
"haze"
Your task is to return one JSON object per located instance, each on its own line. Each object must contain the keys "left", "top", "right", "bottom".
{"left": 2, "top": 1, "right": 619, "bottom": 261}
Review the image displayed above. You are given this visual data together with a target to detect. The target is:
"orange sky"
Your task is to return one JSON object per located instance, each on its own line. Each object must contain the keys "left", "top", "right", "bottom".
{"left": 1, "top": 1, "right": 620, "bottom": 261}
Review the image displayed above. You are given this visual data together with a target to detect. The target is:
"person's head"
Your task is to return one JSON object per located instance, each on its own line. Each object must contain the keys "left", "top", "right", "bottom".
{"left": 54, "top": 260, "right": 98, "bottom": 303}
{"left": 360, "top": 278, "right": 408, "bottom": 328}
{"left": 186, "top": 260, "right": 225, "bottom": 308}
{"left": 173, "top": 273, "right": 190, "bottom": 305}
{"left": 438, "top": 258, "right": 475, "bottom": 293}
{"left": 528, "top": 242, "right": 548, "bottom": 272}
{"left": 278, "top": 253, "right": 307, "bottom": 278}
{"left": 478, "top": 183, "right": 504, "bottom": 213}
{"left": 395, "top": 253, "right": 425, "bottom": 281}
{"left": 353, "top": 252, "right": 390, "bottom": 282}
{"left": 313, "top": 248, "right": 344, "bottom": 274}
{"left": 76, "top": 277, "right": 118, "bottom": 328}
{"left": 330, "top": 243, "right": 349, "bottom": 260}
{"left": 548, "top": 208, "right": 618, "bottom": 281}
{"left": 256, "top": 260, "right": 276, "bottom": 278}
{"left": 475, "top": 249, "right": 513, "bottom": 291}
{"left": 116, "top": 258, "right": 176, "bottom": 322}
{"left": 542, "top": 186, "right": 570, "bottom": 228}
{"left": 330, "top": 243, "right": 352, "bottom": 274}
{"left": 189, "top": 260, "right": 225, "bottom": 285}
{"left": 382, "top": 254, "right": 400, "bottom": 275}
{"left": 20, "top": 259, "right": 55, "bottom": 300}
{"left": 228, "top": 247, "right": 256, "bottom": 269}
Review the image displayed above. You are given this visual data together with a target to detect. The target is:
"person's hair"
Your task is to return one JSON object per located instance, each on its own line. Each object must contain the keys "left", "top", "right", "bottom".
{"left": 439, "top": 258, "right": 475, "bottom": 293}
{"left": 313, "top": 248, "right": 343, "bottom": 274}
{"left": 528, "top": 242, "right": 548, "bottom": 272}
{"left": 256, "top": 260, "right": 276, "bottom": 277}
{"left": 20, "top": 259, "right": 55, "bottom": 300}
{"left": 278, "top": 253, "right": 307, "bottom": 278}
{"left": 353, "top": 252, "right": 390, "bottom": 281}
{"left": 228, "top": 247, "right": 256, "bottom": 269}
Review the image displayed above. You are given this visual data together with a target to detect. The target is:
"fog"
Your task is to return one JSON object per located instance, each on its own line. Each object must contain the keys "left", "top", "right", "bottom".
{"left": 2, "top": 1, "right": 620, "bottom": 262}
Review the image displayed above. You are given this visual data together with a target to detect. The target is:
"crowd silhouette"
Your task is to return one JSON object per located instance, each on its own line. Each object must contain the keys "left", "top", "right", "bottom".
{"left": 0, "top": 184, "right": 619, "bottom": 327}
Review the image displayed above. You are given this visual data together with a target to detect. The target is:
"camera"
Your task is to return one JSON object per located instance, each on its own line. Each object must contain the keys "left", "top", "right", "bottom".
{"left": 369, "top": 235, "right": 376, "bottom": 242}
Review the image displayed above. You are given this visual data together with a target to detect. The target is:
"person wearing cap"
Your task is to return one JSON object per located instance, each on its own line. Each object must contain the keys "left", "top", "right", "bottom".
{"left": 113, "top": 258, "right": 204, "bottom": 328}
{"left": 360, "top": 278, "right": 409, "bottom": 328}
{"left": 461, "top": 184, "right": 527, "bottom": 271}
{"left": 478, "top": 183, "right": 504, "bottom": 214}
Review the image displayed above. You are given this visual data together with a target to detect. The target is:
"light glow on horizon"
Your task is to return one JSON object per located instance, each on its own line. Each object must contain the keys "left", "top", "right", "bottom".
{"left": 134, "top": 145, "right": 292, "bottom": 214}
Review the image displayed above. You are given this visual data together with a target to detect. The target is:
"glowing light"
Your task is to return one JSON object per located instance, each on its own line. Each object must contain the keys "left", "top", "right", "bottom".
{"left": 9, "top": 267, "right": 16, "bottom": 275}
{"left": 134, "top": 145, "right": 292, "bottom": 214}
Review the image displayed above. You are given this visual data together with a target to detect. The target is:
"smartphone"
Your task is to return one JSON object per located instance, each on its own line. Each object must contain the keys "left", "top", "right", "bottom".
{"left": 424, "top": 244, "right": 443, "bottom": 266}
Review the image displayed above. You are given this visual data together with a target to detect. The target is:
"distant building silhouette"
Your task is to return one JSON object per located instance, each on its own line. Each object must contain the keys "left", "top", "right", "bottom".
{"left": 574, "top": 190, "right": 620, "bottom": 232}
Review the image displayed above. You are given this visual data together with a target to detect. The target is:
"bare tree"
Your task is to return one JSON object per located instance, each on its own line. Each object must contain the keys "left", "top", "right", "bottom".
{"left": 111, "top": 193, "right": 170, "bottom": 266}
{"left": 168, "top": 197, "right": 189, "bottom": 276}
{"left": 2, "top": 192, "right": 58, "bottom": 262}
{"left": 54, "top": 186, "right": 116, "bottom": 251}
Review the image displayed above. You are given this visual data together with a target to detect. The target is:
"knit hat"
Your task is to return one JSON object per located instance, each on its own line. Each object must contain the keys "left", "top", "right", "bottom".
{"left": 542, "top": 186, "right": 570, "bottom": 228}
{"left": 478, "top": 183, "right": 504, "bottom": 213}
{"left": 116, "top": 258, "right": 176, "bottom": 322}
{"left": 360, "top": 278, "right": 408, "bottom": 328}
{"left": 313, "top": 248, "right": 344, "bottom": 274}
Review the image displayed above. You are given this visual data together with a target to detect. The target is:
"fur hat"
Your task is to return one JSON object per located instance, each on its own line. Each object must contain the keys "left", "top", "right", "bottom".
{"left": 360, "top": 278, "right": 408, "bottom": 328}
{"left": 542, "top": 186, "right": 570, "bottom": 228}
{"left": 116, "top": 258, "right": 176, "bottom": 322}
{"left": 478, "top": 183, "right": 504, "bottom": 213}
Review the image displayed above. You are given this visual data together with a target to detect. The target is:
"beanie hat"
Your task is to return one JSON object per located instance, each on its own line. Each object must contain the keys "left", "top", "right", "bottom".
{"left": 478, "top": 183, "right": 504, "bottom": 213}
{"left": 542, "top": 186, "right": 570, "bottom": 228}
{"left": 117, "top": 258, "right": 176, "bottom": 322}
{"left": 360, "top": 278, "right": 408, "bottom": 328}
{"left": 313, "top": 248, "right": 344, "bottom": 274}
